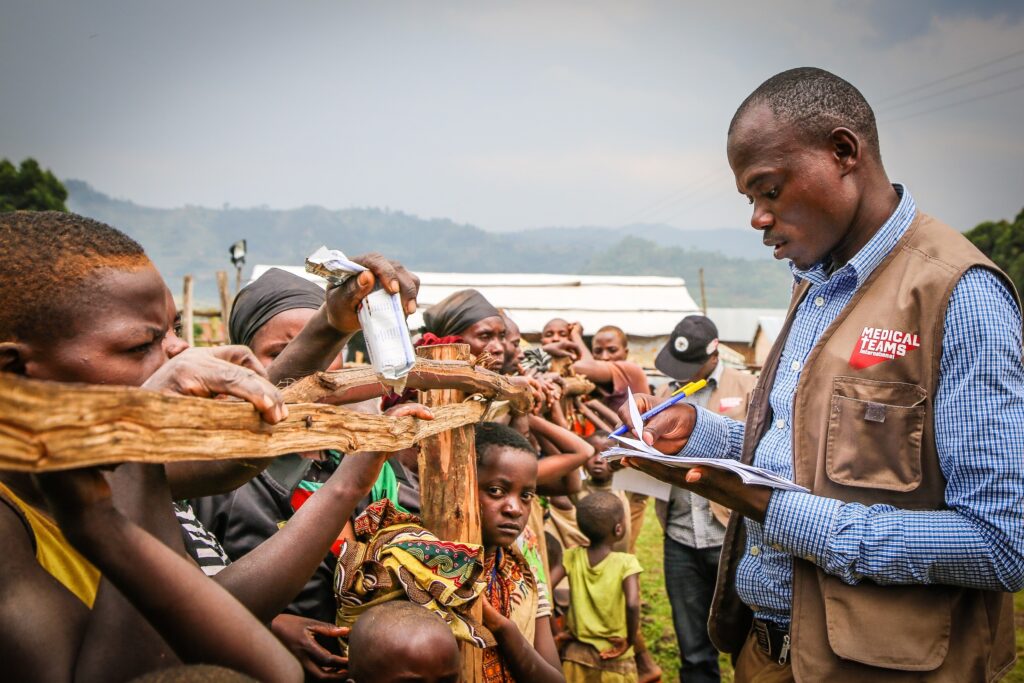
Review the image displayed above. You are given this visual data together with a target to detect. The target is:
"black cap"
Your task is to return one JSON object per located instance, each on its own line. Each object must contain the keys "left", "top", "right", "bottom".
{"left": 655, "top": 315, "right": 720, "bottom": 380}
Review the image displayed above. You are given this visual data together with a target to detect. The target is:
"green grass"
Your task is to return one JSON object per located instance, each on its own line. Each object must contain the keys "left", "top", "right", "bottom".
{"left": 634, "top": 506, "right": 1024, "bottom": 683}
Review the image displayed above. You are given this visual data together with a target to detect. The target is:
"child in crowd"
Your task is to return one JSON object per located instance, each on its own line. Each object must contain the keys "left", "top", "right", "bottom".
{"left": 345, "top": 601, "right": 461, "bottom": 683}
{"left": 560, "top": 492, "right": 642, "bottom": 683}
{"left": 474, "top": 422, "right": 565, "bottom": 683}
{"left": 0, "top": 211, "right": 302, "bottom": 682}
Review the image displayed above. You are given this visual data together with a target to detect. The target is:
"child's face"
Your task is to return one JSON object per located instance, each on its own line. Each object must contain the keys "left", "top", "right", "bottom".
{"left": 541, "top": 319, "right": 569, "bottom": 344}
{"left": 584, "top": 453, "right": 611, "bottom": 483}
{"left": 23, "top": 264, "right": 173, "bottom": 387}
{"left": 478, "top": 446, "right": 537, "bottom": 550}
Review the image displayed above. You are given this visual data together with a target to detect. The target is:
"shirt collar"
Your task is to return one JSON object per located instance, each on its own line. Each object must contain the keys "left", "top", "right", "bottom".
{"left": 708, "top": 359, "right": 725, "bottom": 387}
{"left": 792, "top": 184, "right": 916, "bottom": 288}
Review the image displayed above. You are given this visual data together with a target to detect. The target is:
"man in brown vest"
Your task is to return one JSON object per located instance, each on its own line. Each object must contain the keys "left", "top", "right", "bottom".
{"left": 619, "top": 67, "right": 1024, "bottom": 682}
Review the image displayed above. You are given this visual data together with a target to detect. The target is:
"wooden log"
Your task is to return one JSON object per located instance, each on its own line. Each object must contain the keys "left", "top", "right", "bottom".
{"left": 217, "top": 270, "right": 232, "bottom": 341}
{"left": 559, "top": 374, "right": 596, "bottom": 397}
{"left": 182, "top": 275, "right": 195, "bottom": 347}
{"left": 0, "top": 373, "right": 485, "bottom": 472}
{"left": 416, "top": 344, "right": 483, "bottom": 683}
{"left": 281, "top": 359, "right": 533, "bottom": 413}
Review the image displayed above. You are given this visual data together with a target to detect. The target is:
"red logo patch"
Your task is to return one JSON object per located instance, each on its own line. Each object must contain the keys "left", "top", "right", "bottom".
{"left": 849, "top": 326, "right": 921, "bottom": 369}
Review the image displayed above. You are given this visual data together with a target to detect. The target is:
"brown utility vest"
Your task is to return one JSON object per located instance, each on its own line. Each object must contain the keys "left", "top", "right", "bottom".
{"left": 708, "top": 213, "right": 1020, "bottom": 682}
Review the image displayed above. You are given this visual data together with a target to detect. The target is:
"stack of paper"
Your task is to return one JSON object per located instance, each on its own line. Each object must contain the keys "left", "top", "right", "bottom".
{"left": 602, "top": 390, "right": 809, "bottom": 494}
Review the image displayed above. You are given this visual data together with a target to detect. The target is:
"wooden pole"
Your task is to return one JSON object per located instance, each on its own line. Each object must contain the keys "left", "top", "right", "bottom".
{"left": 699, "top": 267, "right": 708, "bottom": 314}
{"left": 416, "top": 344, "right": 483, "bottom": 683}
{"left": 216, "top": 271, "right": 232, "bottom": 343}
{"left": 182, "top": 275, "right": 195, "bottom": 347}
{"left": 235, "top": 265, "right": 242, "bottom": 295}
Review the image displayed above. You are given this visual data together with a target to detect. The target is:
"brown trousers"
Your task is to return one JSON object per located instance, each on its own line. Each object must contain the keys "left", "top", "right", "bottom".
{"left": 733, "top": 632, "right": 794, "bottom": 683}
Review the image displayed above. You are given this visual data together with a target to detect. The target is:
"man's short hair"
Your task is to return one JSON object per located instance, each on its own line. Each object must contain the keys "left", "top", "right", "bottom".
{"left": 0, "top": 211, "right": 148, "bottom": 342}
{"left": 475, "top": 421, "right": 536, "bottom": 466}
{"left": 596, "top": 325, "right": 628, "bottom": 345}
{"left": 729, "top": 67, "right": 880, "bottom": 158}
{"left": 576, "top": 491, "right": 624, "bottom": 543}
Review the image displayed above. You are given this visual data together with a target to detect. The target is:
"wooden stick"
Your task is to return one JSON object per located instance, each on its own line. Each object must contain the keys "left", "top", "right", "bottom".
{"left": 0, "top": 373, "right": 485, "bottom": 472}
{"left": 559, "top": 374, "right": 596, "bottom": 397}
{"left": 416, "top": 344, "right": 483, "bottom": 683}
{"left": 280, "top": 359, "right": 534, "bottom": 413}
{"left": 216, "top": 270, "right": 232, "bottom": 341}
{"left": 182, "top": 275, "right": 195, "bottom": 347}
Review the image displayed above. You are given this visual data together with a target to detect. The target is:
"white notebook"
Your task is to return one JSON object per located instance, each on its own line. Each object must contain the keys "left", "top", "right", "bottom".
{"left": 602, "top": 390, "right": 809, "bottom": 494}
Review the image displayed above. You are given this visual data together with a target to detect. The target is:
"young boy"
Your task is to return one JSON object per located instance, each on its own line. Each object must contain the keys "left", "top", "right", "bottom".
{"left": 474, "top": 422, "right": 565, "bottom": 683}
{"left": 345, "top": 601, "right": 461, "bottom": 683}
{"left": 561, "top": 492, "right": 642, "bottom": 683}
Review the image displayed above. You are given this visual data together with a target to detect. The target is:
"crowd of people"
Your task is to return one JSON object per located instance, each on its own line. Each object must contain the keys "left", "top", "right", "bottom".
{"left": 2, "top": 66, "right": 1023, "bottom": 683}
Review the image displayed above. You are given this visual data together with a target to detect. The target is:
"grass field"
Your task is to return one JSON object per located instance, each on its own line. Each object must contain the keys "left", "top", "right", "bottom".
{"left": 633, "top": 506, "right": 1024, "bottom": 683}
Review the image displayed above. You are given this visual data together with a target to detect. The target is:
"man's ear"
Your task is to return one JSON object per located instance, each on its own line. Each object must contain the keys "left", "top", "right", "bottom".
{"left": 830, "top": 126, "right": 861, "bottom": 176}
{"left": 0, "top": 342, "right": 28, "bottom": 375}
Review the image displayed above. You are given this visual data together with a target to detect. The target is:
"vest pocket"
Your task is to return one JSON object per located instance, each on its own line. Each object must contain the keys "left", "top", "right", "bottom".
{"left": 819, "top": 571, "right": 951, "bottom": 670}
{"left": 825, "top": 377, "right": 926, "bottom": 492}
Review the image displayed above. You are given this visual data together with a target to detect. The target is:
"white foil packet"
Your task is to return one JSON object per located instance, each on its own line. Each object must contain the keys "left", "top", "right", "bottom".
{"left": 305, "top": 246, "right": 416, "bottom": 382}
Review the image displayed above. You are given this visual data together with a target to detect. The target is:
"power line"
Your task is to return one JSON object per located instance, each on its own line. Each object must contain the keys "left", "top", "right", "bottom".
{"left": 880, "top": 80, "right": 1024, "bottom": 125}
{"left": 874, "top": 46, "right": 1024, "bottom": 106}
{"left": 878, "top": 62, "right": 1024, "bottom": 113}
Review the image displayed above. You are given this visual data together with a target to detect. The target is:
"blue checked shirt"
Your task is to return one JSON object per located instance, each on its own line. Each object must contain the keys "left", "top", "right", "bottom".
{"left": 681, "top": 185, "right": 1024, "bottom": 628}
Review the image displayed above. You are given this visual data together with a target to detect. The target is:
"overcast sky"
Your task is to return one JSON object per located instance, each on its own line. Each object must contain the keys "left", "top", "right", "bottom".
{"left": 2, "top": 0, "right": 1022, "bottom": 234}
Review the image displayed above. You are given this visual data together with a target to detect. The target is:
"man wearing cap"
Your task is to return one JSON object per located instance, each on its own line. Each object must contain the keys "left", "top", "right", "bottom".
{"left": 654, "top": 314, "right": 757, "bottom": 683}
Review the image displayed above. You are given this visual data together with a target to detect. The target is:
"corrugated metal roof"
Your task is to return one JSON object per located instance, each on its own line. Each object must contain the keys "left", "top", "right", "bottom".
{"left": 705, "top": 306, "right": 789, "bottom": 343}
{"left": 251, "top": 266, "right": 701, "bottom": 337}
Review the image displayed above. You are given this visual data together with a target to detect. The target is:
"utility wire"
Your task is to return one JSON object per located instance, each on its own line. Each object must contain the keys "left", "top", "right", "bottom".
{"left": 874, "top": 46, "right": 1024, "bottom": 106}
{"left": 880, "top": 80, "right": 1024, "bottom": 125}
{"left": 877, "top": 62, "right": 1024, "bottom": 112}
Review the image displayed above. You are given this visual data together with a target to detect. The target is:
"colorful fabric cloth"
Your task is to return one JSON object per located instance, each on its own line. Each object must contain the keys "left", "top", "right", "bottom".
{"left": 564, "top": 547, "right": 642, "bottom": 658}
{"left": 483, "top": 545, "right": 541, "bottom": 683}
{"left": 334, "top": 499, "right": 491, "bottom": 649}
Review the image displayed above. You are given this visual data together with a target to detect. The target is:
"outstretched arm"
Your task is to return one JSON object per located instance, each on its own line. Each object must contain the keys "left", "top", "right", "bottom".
{"left": 38, "top": 469, "right": 302, "bottom": 683}
{"left": 530, "top": 414, "right": 593, "bottom": 496}
{"left": 482, "top": 601, "right": 564, "bottom": 683}
{"left": 211, "top": 404, "right": 434, "bottom": 622}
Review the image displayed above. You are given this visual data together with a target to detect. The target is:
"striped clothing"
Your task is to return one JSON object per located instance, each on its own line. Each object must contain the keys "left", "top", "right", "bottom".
{"left": 681, "top": 185, "right": 1024, "bottom": 628}
{"left": 173, "top": 501, "right": 230, "bottom": 576}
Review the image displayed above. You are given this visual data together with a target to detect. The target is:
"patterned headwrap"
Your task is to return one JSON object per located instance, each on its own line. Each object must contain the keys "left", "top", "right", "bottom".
{"left": 334, "top": 499, "right": 493, "bottom": 649}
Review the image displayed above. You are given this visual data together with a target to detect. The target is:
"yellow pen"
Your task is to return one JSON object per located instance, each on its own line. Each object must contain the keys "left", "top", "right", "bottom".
{"left": 611, "top": 379, "right": 707, "bottom": 436}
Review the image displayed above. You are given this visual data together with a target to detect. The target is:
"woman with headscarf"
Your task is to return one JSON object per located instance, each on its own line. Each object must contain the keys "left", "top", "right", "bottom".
{"left": 228, "top": 267, "right": 341, "bottom": 369}
{"left": 421, "top": 289, "right": 506, "bottom": 370}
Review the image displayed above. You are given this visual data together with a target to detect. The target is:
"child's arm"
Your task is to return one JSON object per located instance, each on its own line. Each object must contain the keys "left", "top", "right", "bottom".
{"left": 481, "top": 601, "right": 565, "bottom": 683}
{"left": 210, "top": 403, "right": 433, "bottom": 622}
{"left": 37, "top": 468, "right": 302, "bottom": 683}
{"left": 623, "top": 573, "right": 641, "bottom": 652}
{"left": 530, "top": 414, "right": 593, "bottom": 496}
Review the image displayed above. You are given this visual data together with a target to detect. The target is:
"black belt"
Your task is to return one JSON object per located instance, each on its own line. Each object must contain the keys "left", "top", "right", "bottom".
{"left": 752, "top": 618, "right": 791, "bottom": 666}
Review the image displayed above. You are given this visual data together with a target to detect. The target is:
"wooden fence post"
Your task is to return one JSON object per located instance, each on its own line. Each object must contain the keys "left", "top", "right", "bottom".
{"left": 182, "top": 275, "right": 195, "bottom": 347}
{"left": 416, "top": 343, "right": 483, "bottom": 683}
{"left": 216, "top": 270, "right": 232, "bottom": 343}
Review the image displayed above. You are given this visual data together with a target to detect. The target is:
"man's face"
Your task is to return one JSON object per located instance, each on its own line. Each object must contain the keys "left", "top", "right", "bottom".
{"left": 592, "top": 330, "right": 627, "bottom": 361}
{"left": 24, "top": 264, "right": 173, "bottom": 387}
{"left": 727, "top": 104, "right": 859, "bottom": 270}
{"left": 501, "top": 317, "right": 523, "bottom": 374}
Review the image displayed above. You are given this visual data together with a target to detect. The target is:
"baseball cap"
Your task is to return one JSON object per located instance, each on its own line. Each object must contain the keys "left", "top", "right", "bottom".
{"left": 655, "top": 315, "right": 720, "bottom": 380}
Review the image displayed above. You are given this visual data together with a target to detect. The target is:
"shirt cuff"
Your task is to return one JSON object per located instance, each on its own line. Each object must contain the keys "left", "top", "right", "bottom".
{"left": 679, "top": 405, "right": 734, "bottom": 458}
{"left": 762, "top": 490, "right": 841, "bottom": 564}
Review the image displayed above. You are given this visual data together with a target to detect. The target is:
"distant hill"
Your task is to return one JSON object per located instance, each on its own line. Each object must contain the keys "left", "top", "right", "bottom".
{"left": 66, "top": 180, "right": 792, "bottom": 307}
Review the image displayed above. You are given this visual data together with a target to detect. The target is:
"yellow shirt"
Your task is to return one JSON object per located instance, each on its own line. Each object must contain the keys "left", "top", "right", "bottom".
{"left": 564, "top": 547, "right": 642, "bottom": 658}
{"left": 0, "top": 481, "right": 100, "bottom": 607}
